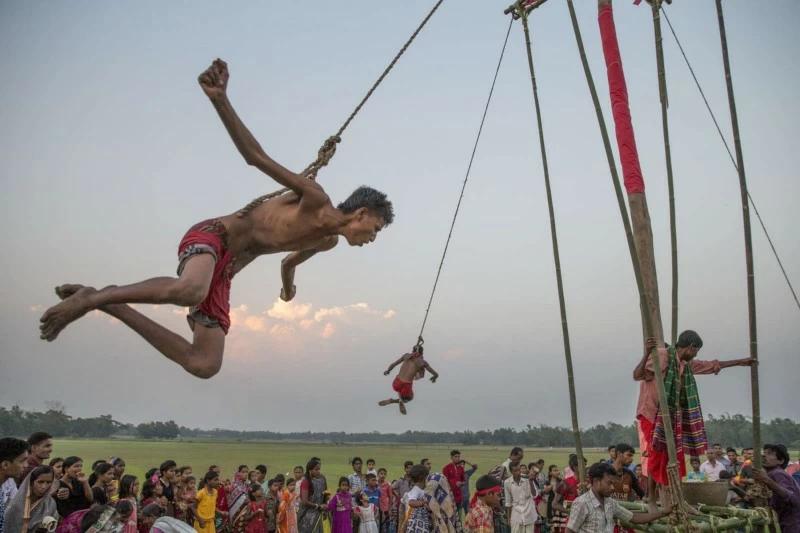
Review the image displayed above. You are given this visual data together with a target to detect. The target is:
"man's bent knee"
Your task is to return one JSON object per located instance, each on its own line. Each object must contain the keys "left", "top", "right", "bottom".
{"left": 184, "top": 358, "right": 221, "bottom": 379}
{"left": 169, "top": 279, "right": 209, "bottom": 307}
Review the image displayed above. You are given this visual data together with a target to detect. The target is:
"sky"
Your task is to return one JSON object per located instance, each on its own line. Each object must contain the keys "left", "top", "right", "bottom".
{"left": 1, "top": 1, "right": 798, "bottom": 434}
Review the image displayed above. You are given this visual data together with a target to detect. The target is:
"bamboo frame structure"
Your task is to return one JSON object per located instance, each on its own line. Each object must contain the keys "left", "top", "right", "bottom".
{"left": 650, "top": 0, "right": 679, "bottom": 346}
{"left": 566, "top": 0, "right": 682, "bottom": 502}
{"left": 715, "top": 0, "right": 761, "bottom": 471}
{"left": 514, "top": 3, "right": 585, "bottom": 486}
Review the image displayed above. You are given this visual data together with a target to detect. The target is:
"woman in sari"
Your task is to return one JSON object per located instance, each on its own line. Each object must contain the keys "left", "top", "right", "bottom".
{"left": 4, "top": 466, "right": 58, "bottom": 533}
{"left": 297, "top": 460, "right": 327, "bottom": 533}
{"left": 228, "top": 466, "right": 252, "bottom": 531}
{"left": 424, "top": 473, "right": 462, "bottom": 533}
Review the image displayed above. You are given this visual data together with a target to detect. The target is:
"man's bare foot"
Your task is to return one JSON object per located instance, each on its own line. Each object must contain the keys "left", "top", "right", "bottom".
{"left": 39, "top": 285, "right": 99, "bottom": 341}
{"left": 378, "top": 399, "right": 394, "bottom": 407}
{"left": 398, "top": 402, "right": 407, "bottom": 415}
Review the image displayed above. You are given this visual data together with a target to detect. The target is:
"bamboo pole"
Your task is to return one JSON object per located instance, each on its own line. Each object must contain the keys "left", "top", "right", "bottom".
{"left": 517, "top": 6, "right": 585, "bottom": 486}
{"left": 715, "top": 0, "right": 761, "bottom": 471}
{"left": 566, "top": 0, "right": 681, "bottom": 502}
{"left": 650, "top": 0, "right": 679, "bottom": 346}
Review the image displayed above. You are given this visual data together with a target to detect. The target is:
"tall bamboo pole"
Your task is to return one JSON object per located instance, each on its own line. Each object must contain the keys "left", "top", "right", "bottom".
{"left": 566, "top": 0, "right": 682, "bottom": 505}
{"left": 518, "top": 8, "right": 585, "bottom": 486}
{"left": 651, "top": 0, "right": 679, "bottom": 346}
{"left": 715, "top": 0, "right": 761, "bottom": 469}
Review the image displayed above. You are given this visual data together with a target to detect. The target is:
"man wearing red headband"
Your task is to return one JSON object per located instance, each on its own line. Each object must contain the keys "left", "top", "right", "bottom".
{"left": 466, "top": 475, "right": 502, "bottom": 533}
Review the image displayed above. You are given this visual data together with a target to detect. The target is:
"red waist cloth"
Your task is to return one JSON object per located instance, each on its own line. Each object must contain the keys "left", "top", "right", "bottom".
{"left": 392, "top": 377, "right": 414, "bottom": 401}
{"left": 599, "top": 3, "right": 645, "bottom": 194}
{"left": 177, "top": 219, "right": 235, "bottom": 334}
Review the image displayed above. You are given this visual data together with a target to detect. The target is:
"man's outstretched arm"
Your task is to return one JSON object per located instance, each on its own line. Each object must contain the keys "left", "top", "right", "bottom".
{"left": 425, "top": 362, "right": 439, "bottom": 383}
{"left": 384, "top": 355, "right": 408, "bottom": 375}
{"left": 198, "top": 59, "right": 327, "bottom": 203}
{"left": 280, "top": 237, "right": 338, "bottom": 301}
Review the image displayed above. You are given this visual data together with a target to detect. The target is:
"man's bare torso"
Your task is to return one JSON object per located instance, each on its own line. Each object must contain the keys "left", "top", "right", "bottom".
{"left": 397, "top": 353, "right": 426, "bottom": 382}
{"left": 219, "top": 192, "right": 339, "bottom": 272}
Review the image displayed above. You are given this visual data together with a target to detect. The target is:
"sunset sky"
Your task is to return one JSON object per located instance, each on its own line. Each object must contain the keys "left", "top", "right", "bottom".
{"left": 1, "top": 1, "right": 798, "bottom": 433}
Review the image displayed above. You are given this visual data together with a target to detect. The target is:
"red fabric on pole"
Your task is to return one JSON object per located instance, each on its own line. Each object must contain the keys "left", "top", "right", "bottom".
{"left": 599, "top": 3, "right": 646, "bottom": 194}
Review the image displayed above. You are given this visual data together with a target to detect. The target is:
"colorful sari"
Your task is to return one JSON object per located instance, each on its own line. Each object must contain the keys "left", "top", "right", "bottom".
{"left": 278, "top": 489, "right": 299, "bottom": 533}
{"left": 3, "top": 472, "right": 58, "bottom": 533}
{"left": 650, "top": 347, "right": 707, "bottom": 485}
{"left": 297, "top": 477, "right": 326, "bottom": 533}
{"left": 424, "top": 474, "right": 462, "bottom": 533}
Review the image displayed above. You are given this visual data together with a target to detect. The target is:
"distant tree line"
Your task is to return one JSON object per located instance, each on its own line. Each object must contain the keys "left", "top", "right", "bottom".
{"left": 1, "top": 405, "right": 798, "bottom": 448}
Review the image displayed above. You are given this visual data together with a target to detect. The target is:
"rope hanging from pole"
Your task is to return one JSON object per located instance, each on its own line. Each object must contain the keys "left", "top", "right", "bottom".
{"left": 237, "top": 0, "right": 447, "bottom": 218}
{"left": 661, "top": 8, "right": 799, "bottom": 313}
{"left": 514, "top": 1, "right": 586, "bottom": 487}
{"left": 415, "top": 18, "right": 514, "bottom": 342}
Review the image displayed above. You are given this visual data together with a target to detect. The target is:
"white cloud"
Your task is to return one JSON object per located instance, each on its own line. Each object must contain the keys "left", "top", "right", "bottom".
{"left": 267, "top": 300, "right": 312, "bottom": 321}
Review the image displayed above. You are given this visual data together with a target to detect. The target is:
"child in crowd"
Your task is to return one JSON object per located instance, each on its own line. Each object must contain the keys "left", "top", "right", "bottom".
{"left": 118, "top": 474, "right": 139, "bottom": 533}
{"left": 328, "top": 478, "right": 354, "bottom": 533}
{"left": 278, "top": 477, "right": 298, "bottom": 533}
{"left": 400, "top": 465, "right": 430, "bottom": 533}
{"left": 377, "top": 469, "right": 393, "bottom": 533}
{"left": 355, "top": 492, "right": 379, "bottom": 533}
{"left": 246, "top": 483, "right": 267, "bottom": 533}
{"left": 265, "top": 478, "right": 282, "bottom": 533}
{"left": 465, "top": 475, "right": 502, "bottom": 533}
{"left": 195, "top": 470, "right": 221, "bottom": 533}
{"left": 180, "top": 476, "right": 197, "bottom": 524}
{"left": 366, "top": 460, "right": 378, "bottom": 478}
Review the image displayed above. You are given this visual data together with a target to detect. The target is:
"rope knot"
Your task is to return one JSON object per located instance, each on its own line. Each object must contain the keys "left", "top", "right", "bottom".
{"left": 303, "top": 135, "right": 341, "bottom": 180}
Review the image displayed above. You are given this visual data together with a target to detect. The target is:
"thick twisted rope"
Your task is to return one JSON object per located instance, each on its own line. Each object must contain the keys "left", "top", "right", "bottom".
{"left": 237, "top": 0, "right": 446, "bottom": 217}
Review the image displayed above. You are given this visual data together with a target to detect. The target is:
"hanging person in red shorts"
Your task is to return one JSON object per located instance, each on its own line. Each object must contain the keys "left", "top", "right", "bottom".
{"left": 38, "top": 58, "right": 394, "bottom": 379}
{"left": 379, "top": 345, "right": 438, "bottom": 415}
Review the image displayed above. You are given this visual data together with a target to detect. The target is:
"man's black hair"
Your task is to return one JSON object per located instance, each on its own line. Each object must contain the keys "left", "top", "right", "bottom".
{"left": 676, "top": 330, "right": 703, "bottom": 349}
{"left": 255, "top": 465, "right": 267, "bottom": 475}
{"left": 587, "top": 462, "right": 617, "bottom": 481}
{"left": 607, "top": 445, "right": 616, "bottom": 452}
{"left": 160, "top": 460, "right": 177, "bottom": 473}
{"left": 420, "top": 458, "right": 429, "bottom": 465}
{"left": 366, "top": 472, "right": 377, "bottom": 480}
{"left": 451, "top": 450, "right": 461, "bottom": 457}
{"left": 337, "top": 186, "right": 394, "bottom": 225}
{"left": 403, "top": 460, "right": 414, "bottom": 469}
{"left": 475, "top": 475, "right": 501, "bottom": 492}
{"left": 409, "top": 465, "right": 428, "bottom": 483}
{"left": 726, "top": 447, "right": 737, "bottom": 454}
{"left": 0, "top": 437, "right": 29, "bottom": 463}
{"left": 28, "top": 431, "right": 53, "bottom": 447}
{"left": 764, "top": 444, "right": 790, "bottom": 469}
{"left": 615, "top": 443, "right": 635, "bottom": 456}
{"left": 510, "top": 447, "right": 524, "bottom": 456}
{"left": 352, "top": 457, "right": 363, "bottom": 466}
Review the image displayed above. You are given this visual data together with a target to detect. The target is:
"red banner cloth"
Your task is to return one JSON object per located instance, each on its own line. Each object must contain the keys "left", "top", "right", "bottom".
{"left": 599, "top": 3, "right": 646, "bottom": 194}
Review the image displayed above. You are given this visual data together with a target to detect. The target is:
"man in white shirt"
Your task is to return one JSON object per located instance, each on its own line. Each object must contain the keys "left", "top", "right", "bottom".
{"left": 699, "top": 452, "right": 726, "bottom": 482}
{"left": 504, "top": 463, "right": 537, "bottom": 533}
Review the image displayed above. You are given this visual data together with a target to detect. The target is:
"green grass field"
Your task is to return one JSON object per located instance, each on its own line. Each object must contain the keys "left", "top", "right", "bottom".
{"left": 53, "top": 439, "right": 610, "bottom": 486}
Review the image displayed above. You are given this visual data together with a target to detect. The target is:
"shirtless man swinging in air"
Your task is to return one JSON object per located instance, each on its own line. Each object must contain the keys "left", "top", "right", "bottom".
{"left": 379, "top": 345, "right": 439, "bottom": 415}
{"left": 38, "top": 59, "right": 394, "bottom": 379}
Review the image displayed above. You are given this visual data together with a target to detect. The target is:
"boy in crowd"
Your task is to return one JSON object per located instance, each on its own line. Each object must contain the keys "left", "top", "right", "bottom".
{"left": 566, "top": 463, "right": 670, "bottom": 533}
{"left": 466, "top": 475, "right": 502, "bottom": 533}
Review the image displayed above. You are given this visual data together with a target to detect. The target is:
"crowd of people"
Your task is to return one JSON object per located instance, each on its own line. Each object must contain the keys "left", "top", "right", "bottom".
{"left": 1, "top": 434, "right": 799, "bottom": 533}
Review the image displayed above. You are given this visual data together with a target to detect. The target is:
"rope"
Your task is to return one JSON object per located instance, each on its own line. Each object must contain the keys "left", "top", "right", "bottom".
{"left": 237, "top": 0, "right": 447, "bottom": 217}
{"left": 415, "top": 18, "right": 514, "bottom": 341}
{"left": 661, "top": 8, "right": 800, "bottom": 313}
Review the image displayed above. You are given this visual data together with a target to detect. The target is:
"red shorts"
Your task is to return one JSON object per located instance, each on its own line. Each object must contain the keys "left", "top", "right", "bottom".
{"left": 392, "top": 377, "right": 414, "bottom": 401}
{"left": 177, "top": 219, "right": 235, "bottom": 334}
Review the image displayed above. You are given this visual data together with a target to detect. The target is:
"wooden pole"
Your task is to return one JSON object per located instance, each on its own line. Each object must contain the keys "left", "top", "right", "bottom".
{"left": 715, "top": 0, "right": 761, "bottom": 470}
{"left": 651, "top": 0, "right": 679, "bottom": 346}
{"left": 518, "top": 7, "right": 585, "bottom": 486}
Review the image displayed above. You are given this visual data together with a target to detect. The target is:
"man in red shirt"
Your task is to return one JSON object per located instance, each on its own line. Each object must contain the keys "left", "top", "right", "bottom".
{"left": 443, "top": 450, "right": 466, "bottom": 510}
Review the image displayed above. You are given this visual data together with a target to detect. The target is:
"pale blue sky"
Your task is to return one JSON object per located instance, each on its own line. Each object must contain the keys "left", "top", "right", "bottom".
{"left": 1, "top": 1, "right": 797, "bottom": 433}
